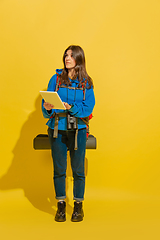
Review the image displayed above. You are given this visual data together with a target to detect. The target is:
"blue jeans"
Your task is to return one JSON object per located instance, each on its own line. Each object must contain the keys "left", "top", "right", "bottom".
{"left": 48, "top": 128, "right": 86, "bottom": 201}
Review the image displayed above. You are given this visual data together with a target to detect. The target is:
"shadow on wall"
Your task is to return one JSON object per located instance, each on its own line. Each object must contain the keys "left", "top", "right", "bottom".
{"left": 0, "top": 95, "right": 88, "bottom": 216}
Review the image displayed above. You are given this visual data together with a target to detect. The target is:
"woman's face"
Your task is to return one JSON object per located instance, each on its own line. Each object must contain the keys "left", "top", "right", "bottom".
{"left": 65, "top": 50, "right": 76, "bottom": 69}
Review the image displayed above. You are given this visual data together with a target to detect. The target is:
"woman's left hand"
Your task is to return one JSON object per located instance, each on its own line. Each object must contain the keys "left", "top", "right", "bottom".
{"left": 63, "top": 102, "right": 71, "bottom": 110}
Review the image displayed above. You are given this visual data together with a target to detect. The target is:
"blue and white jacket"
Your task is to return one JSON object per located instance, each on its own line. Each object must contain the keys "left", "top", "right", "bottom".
{"left": 42, "top": 69, "right": 95, "bottom": 130}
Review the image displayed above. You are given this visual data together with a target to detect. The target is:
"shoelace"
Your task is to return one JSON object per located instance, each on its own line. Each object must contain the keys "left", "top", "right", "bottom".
{"left": 58, "top": 202, "right": 65, "bottom": 213}
{"left": 73, "top": 203, "right": 81, "bottom": 215}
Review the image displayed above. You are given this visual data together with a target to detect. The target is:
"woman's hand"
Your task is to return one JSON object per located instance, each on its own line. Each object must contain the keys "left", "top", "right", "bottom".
{"left": 43, "top": 102, "right": 54, "bottom": 110}
{"left": 63, "top": 102, "right": 71, "bottom": 110}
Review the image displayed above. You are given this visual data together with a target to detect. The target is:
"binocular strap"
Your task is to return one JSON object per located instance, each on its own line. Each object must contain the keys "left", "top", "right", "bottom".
{"left": 53, "top": 114, "right": 59, "bottom": 138}
{"left": 74, "top": 128, "right": 78, "bottom": 150}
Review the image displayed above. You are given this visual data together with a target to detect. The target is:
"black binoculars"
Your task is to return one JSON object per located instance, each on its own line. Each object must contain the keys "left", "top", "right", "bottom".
{"left": 67, "top": 113, "right": 78, "bottom": 130}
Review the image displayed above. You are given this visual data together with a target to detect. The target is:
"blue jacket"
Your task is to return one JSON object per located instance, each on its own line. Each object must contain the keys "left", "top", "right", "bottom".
{"left": 42, "top": 69, "right": 95, "bottom": 130}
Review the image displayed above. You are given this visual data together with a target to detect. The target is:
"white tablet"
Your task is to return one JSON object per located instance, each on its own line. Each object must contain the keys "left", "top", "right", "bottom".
{"left": 40, "top": 91, "right": 66, "bottom": 110}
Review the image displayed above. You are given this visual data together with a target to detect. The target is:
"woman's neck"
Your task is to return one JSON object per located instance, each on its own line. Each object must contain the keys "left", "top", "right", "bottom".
{"left": 68, "top": 69, "right": 75, "bottom": 79}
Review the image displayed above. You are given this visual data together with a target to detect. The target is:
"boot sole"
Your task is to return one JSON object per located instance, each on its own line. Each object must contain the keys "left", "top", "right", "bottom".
{"left": 55, "top": 217, "right": 66, "bottom": 222}
{"left": 71, "top": 217, "right": 83, "bottom": 222}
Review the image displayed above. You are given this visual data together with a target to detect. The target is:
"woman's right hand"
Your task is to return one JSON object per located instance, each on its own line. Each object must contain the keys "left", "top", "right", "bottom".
{"left": 43, "top": 102, "right": 54, "bottom": 110}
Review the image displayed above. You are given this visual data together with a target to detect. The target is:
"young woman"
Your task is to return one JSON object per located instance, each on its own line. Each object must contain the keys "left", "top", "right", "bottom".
{"left": 42, "top": 45, "right": 95, "bottom": 222}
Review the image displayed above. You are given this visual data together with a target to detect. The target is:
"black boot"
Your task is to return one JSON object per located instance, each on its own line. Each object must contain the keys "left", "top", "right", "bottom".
{"left": 55, "top": 201, "right": 66, "bottom": 222}
{"left": 71, "top": 201, "right": 84, "bottom": 222}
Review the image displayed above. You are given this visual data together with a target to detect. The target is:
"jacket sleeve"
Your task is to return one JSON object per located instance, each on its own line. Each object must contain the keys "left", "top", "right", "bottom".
{"left": 68, "top": 86, "right": 95, "bottom": 118}
{"left": 41, "top": 74, "right": 57, "bottom": 118}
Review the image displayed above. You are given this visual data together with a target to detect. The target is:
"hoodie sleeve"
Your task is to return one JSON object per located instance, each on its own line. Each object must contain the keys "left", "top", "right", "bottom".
{"left": 68, "top": 86, "right": 95, "bottom": 118}
{"left": 41, "top": 74, "right": 57, "bottom": 118}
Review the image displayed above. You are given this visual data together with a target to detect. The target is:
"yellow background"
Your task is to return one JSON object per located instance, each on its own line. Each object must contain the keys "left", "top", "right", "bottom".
{"left": 0, "top": 0, "right": 160, "bottom": 239}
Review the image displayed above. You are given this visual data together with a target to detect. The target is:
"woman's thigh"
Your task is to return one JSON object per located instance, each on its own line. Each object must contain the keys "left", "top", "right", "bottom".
{"left": 68, "top": 128, "right": 87, "bottom": 174}
{"left": 48, "top": 128, "right": 68, "bottom": 173}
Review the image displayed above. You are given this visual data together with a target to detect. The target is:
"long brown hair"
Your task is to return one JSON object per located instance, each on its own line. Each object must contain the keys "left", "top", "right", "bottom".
{"left": 59, "top": 45, "right": 93, "bottom": 88}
